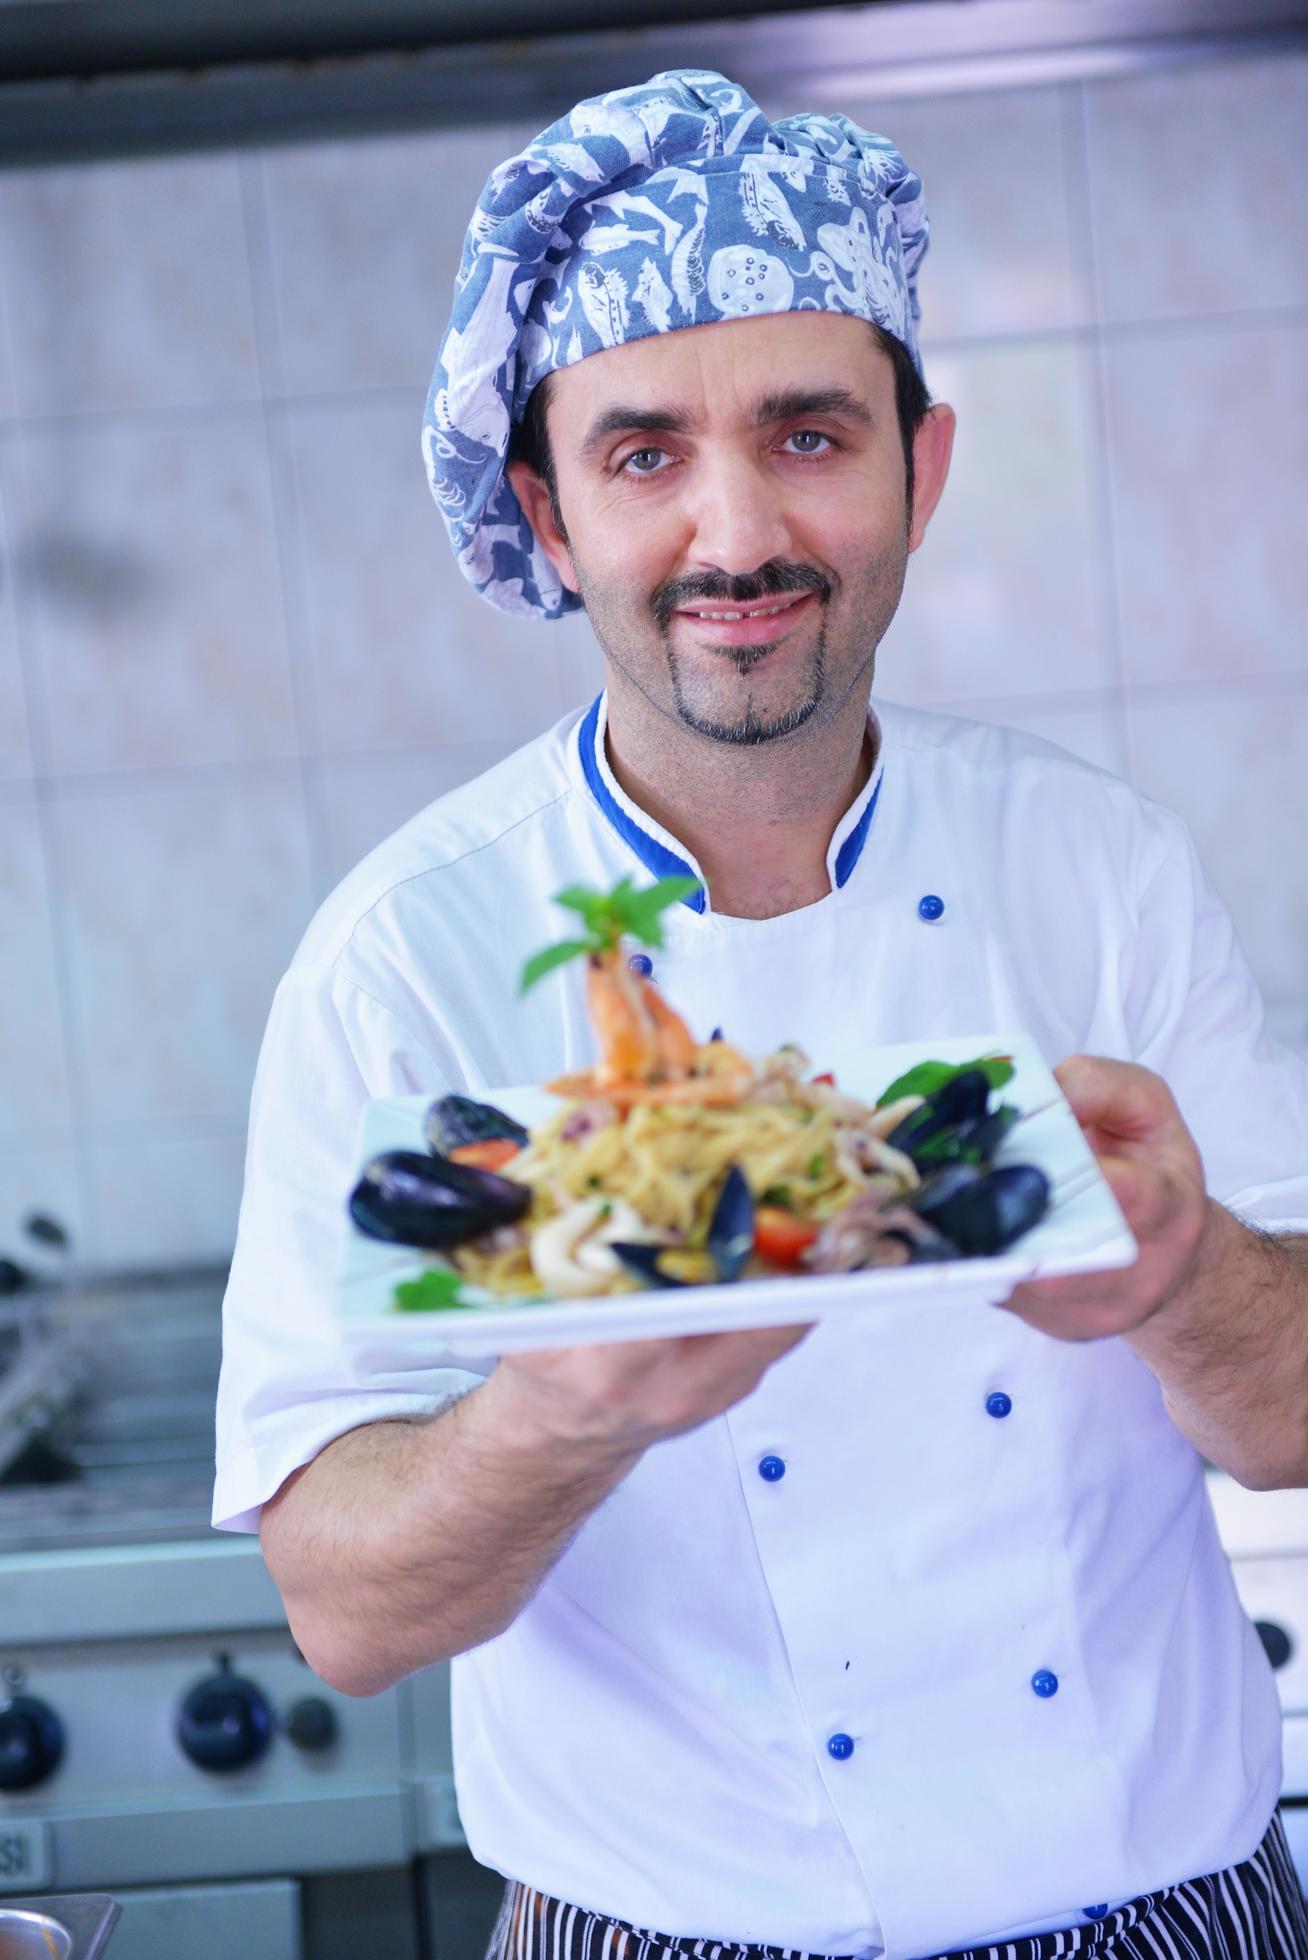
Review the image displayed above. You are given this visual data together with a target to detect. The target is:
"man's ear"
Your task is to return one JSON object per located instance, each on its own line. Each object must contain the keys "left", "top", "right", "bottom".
{"left": 506, "top": 459, "right": 579, "bottom": 596}
{"left": 907, "top": 403, "right": 956, "bottom": 554}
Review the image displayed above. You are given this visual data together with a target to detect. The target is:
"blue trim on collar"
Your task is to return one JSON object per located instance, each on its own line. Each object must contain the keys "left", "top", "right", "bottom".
{"left": 578, "top": 695, "right": 707, "bottom": 913}
{"left": 832, "top": 772, "right": 882, "bottom": 889}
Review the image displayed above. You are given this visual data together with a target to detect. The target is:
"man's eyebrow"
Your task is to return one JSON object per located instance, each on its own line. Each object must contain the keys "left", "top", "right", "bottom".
{"left": 578, "top": 387, "right": 874, "bottom": 460}
{"left": 751, "top": 386, "right": 874, "bottom": 427}
{"left": 579, "top": 406, "right": 692, "bottom": 459}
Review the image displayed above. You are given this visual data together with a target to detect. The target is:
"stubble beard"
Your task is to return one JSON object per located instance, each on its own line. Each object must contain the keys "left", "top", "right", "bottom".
{"left": 571, "top": 539, "right": 909, "bottom": 750}
{"left": 664, "top": 617, "right": 827, "bottom": 746}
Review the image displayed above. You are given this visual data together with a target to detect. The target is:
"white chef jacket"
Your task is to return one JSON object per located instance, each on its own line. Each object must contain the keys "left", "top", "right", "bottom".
{"left": 214, "top": 693, "right": 1308, "bottom": 1959}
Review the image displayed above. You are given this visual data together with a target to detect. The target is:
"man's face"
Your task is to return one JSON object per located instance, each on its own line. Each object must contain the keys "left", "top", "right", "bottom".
{"left": 519, "top": 312, "right": 923, "bottom": 747}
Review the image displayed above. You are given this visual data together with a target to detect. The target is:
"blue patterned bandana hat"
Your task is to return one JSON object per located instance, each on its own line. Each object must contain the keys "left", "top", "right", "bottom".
{"left": 424, "top": 68, "right": 929, "bottom": 620}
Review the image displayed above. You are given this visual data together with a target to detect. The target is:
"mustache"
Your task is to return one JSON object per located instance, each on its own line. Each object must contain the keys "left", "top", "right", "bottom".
{"left": 653, "top": 560, "right": 832, "bottom": 629}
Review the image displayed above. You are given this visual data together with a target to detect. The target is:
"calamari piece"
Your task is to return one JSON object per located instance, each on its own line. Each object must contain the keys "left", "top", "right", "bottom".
{"left": 806, "top": 1186, "right": 947, "bottom": 1274}
{"left": 530, "top": 1195, "right": 662, "bottom": 1297}
{"left": 834, "top": 1131, "right": 920, "bottom": 1189}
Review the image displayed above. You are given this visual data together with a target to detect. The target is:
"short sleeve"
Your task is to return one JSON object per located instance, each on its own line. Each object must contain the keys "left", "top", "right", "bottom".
{"left": 1122, "top": 807, "right": 1308, "bottom": 1233}
{"left": 212, "top": 964, "right": 494, "bottom": 1534}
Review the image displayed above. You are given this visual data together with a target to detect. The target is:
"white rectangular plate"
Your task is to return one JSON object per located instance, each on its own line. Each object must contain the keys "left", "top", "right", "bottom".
{"left": 335, "top": 1034, "right": 1137, "bottom": 1354}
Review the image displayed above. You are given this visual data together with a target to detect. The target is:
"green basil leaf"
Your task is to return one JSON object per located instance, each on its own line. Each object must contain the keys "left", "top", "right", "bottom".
{"left": 394, "top": 1268, "right": 472, "bottom": 1313}
{"left": 876, "top": 1053, "right": 1015, "bottom": 1106}
{"left": 876, "top": 1060, "right": 956, "bottom": 1104}
{"left": 518, "top": 937, "right": 596, "bottom": 994}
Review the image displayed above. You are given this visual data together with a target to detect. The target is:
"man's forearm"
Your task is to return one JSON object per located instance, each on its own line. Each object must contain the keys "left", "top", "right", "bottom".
{"left": 260, "top": 1374, "right": 643, "bottom": 1695}
{"left": 1126, "top": 1204, "right": 1308, "bottom": 1489}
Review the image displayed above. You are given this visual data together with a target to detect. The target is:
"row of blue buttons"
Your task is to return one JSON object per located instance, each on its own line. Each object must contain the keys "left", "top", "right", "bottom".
{"left": 759, "top": 1393, "right": 1067, "bottom": 1759}
{"left": 758, "top": 1391, "right": 1007, "bottom": 1486}
{"left": 632, "top": 902, "right": 1105, "bottom": 1916}
{"left": 627, "top": 897, "right": 946, "bottom": 984}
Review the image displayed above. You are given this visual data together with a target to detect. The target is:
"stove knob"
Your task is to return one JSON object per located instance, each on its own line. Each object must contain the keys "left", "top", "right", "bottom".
{"left": 177, "top": 1663, "right": 274, "bottom": 1773}
{"left": 0, "top": 1694, "right": 65, "bottom": 1792}
{"left": 283, "top": 1696, "right": 339, "bottom": 1752}
{"left": 1254, "top": 1620, "right": 1294, "bottom": 1671}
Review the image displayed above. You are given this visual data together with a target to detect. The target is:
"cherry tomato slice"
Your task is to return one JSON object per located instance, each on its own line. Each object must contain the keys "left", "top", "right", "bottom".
{"left": 446, "top": 1138, "right": 522, "bottom": 1172}
{"left": 754, "top": 1206, "right": 819, "bottom": 1269}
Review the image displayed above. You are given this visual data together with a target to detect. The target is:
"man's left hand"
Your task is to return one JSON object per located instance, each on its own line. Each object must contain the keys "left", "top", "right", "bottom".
{"left": 999, "top": 1054, "right": 1212, "bottom": 1343}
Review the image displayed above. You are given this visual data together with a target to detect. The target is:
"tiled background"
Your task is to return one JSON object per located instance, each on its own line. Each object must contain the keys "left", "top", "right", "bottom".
{"left": 0, "top": 47, "right": 1304, "bottom": 1269}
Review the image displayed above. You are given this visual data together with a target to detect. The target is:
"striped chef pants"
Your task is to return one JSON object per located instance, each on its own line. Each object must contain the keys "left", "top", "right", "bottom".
{"left": 482, "top": 1811, "right": 1308, "bottom": 1960}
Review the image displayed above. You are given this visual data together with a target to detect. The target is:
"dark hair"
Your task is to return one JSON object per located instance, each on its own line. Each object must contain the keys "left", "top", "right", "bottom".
{"left": 509, "top": 320, "right": 932, "bottom": 538}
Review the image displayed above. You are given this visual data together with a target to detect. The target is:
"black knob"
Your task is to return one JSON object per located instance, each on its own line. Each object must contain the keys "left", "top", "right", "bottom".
{"left": 1255, "top": 1620, "right": 1294, "bottom": 1671}
{"left": 283, "top": 1696, "right": 339, "bottom": 1752}
{"left": 177, "top": 1664, "right": 274, "bottom": 1773}
{"left": 0, "top": 1694, "right": 65, "bottom": 1791}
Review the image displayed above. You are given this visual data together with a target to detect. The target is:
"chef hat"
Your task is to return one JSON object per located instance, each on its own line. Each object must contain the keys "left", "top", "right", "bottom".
{"left": 423, "top": 68, "right": 929, "bottom": 620}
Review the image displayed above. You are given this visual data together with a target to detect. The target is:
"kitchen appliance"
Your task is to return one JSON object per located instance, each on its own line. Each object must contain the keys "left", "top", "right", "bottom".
{"left": 1205, "top": 1473, "right": 1308, "bottom": 1882}
{"left": 0, "top": 1269, "right": 497, "bottom": 1960}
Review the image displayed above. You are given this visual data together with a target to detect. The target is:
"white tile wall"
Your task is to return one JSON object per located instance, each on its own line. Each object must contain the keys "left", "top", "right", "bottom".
{"left": 0, "top": 152, "right": 262, "bottom": 416}
{"left": 1102, "top": 319, "right": 1308, "bottom": 689}
{"left": 0, "top": 458, "right": 34, "bottom": 783}
{"left": 47, "top": 772, "right": 315, "bottom": 1130}
{"left": 0, "top": 44, "right": 1303, "bottom": 1264}
{"left": 314, "top": 744, "right": 512, "bottom": 891}
{"left": 83, "top": 1129, "right": 248, "bottom": 1269}
{"left": 878, "top": 338, "right": 1110, "bottom": 704}
{"left": 259, "top": 122, "right": 542, "bottom": 399}
{"left": 1127, "top": 685, "right": 1308, "bottom": 1024}
{"left": 282, "top": 393, "right": 570, "bottom": 753}
{"left": 9, "top": 412, "right": 302, "bottom": 775}
{"left": 830, "top": 84, "right": 1090, "bottom": 339}
{"left": 0, "top": 788, "right": 74, "bottom": 1144}
{"left": 888, "top": 692, "right": 1130, "bottom": 780}
{"left": 0, "top": 263, "right": 16, "bottom": 425}
{"left": 1083, "top": 52, "right": 1308, "bottom": 324}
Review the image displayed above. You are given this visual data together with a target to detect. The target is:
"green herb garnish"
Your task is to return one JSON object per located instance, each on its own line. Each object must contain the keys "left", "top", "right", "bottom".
{"left": 876, "top": 1053, "right": 1014, "bottom": 1106}
{"left": 393, "top": 1267, "right": 472, "bottom": 1313}
{"left": 807, "top": 1152, "right": 826, "bottom": 1179}
{"left": 519, "top": 875, "right": 702, "bottom": 993}
{"left": 760, "top": 1184, "right": 793, "bottom": 1207}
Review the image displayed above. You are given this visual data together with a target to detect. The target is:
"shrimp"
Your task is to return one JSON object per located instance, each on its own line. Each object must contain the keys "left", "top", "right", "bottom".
{"left": 545, "top": 948, "right": 753, "bottom": 1106}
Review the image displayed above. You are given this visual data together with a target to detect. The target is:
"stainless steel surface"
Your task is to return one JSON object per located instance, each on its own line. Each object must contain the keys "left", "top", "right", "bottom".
{"left": 0, "top": 1908, "right": 71, "bottom": 1960}
{"left": 86, "top": 1881, "right": 298, "bottom": 1960}
{"left": 0, "top": 1267, "right": 454, "bottom": 1926}
{"left": 1, "top": 0, "right": 1306, "bottom": 165}
{"left": 0, "top": 1894, "right": 119, "bottom": 1960}
{"left": 0, "top": 1273, "right": 226, "bottom": 1556}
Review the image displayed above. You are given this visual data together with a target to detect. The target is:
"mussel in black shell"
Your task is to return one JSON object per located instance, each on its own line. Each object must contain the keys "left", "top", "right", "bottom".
{"left": 424, "top": 1094, "right": 529, "bottom": 1156}
{"left": 912, "top": 1162, "right": 1050, "bottom": 1257}
{"left": 350, "top": 1150, "right": 530, "bottom": 1252}
{"left": 885, "top": 1068, "right": 995, "bottom": 1167}
{"left": 612, "top": 1164, "right": 756, "bottom": 1289}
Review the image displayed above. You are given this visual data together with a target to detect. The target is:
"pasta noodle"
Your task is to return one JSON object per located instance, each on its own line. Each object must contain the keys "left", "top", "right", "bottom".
{"left": 453, "top": 1069, "right": 908, "bottom": 1300}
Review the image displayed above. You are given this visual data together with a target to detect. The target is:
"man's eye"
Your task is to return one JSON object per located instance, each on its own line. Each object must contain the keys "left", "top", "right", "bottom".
{"left": 784, "top": 429, "right": 831, "bottom": 456}
{"left": 622, "top": 446, "right": 670, "bottom": 474}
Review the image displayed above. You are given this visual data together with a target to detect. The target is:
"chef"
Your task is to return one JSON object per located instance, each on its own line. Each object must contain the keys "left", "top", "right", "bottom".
{"left": 213, "top": 70, "right": 1308, "bottom": 1960}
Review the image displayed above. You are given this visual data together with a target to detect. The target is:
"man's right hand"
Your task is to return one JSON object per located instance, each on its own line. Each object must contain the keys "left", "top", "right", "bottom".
{"left": 487, "top": 1320, "right": 815, "bottom": 1461}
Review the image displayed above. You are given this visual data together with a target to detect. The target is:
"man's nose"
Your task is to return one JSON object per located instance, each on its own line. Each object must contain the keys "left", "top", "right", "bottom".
{"left": 682, "top": 450, "right": 792, "bottom": 576}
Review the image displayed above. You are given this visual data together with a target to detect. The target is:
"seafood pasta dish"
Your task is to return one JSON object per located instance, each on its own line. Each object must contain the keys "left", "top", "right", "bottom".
{"left": 348, "top": 878, "right": 1052, "bottom": 1309}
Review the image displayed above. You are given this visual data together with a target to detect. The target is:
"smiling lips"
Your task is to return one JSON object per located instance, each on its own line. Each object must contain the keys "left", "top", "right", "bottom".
{"left": 678, "top": 592, "right": 810, "bottom": 624}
